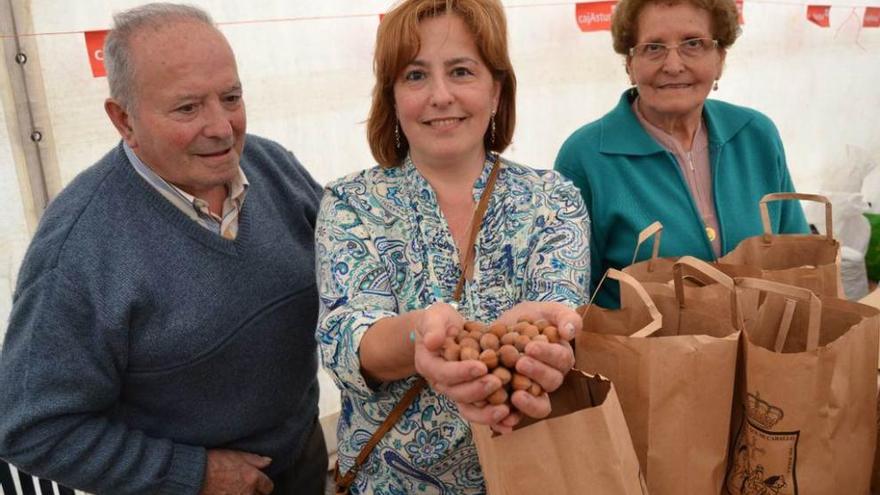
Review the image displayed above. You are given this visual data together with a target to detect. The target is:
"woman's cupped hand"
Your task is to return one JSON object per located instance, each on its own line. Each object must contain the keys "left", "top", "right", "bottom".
{"left": 413, "top": 301, "right": 580, "bottom": 434}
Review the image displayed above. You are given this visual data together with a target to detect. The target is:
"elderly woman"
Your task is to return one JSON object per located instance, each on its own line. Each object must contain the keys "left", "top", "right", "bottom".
{"left": 316, "top": 0, "right": 589, "bottom": 493}
{"left": 555, "top": 0, "right": 808, "bottom": 307}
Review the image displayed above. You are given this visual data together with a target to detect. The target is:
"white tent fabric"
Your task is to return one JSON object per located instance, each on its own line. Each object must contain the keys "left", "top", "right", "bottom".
{"left": 1, "top": 0, "right": 880, "bottom": 442}
{"left": 0, "top": 88, "right": 30, "bottom": 340}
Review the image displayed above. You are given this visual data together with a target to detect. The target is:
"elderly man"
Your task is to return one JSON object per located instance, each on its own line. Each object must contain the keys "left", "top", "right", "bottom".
{"left": 0, "top": 3, "right": 326, "bottom": 494}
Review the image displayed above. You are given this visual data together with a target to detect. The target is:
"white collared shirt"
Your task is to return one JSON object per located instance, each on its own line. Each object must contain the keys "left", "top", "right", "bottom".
{"left": 124, "top": 143, "right": 248, "bottom": 239}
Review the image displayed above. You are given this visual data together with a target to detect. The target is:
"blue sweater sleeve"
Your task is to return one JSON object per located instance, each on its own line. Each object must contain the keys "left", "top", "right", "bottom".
{"left": 0, "top": 269, "right": 205, "bottom": 495}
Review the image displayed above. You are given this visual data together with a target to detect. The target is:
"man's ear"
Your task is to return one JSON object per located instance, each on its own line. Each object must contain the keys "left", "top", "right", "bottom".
{"left": 105, "top": 98, "right": 137, "bottom": 148}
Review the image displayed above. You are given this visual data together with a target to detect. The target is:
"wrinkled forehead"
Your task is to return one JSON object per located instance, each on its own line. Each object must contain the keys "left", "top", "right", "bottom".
{"left": 129, "top": 20, "right": 233, "bottom": 71}
{"left": 130, "top": 22, "right": 240, "bottom": 101}
{"left": 633, "top": 0, "right": 715, "bottom": 39}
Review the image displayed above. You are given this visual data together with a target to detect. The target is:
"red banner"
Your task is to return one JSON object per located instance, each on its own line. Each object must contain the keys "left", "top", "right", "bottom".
{"left": 807, "top": 5, "right": 831, "bottom": 27}
{"left": 736, "top": 0, "right": 745, "bottom": 25}
{"left": 84, "top": 30, "right": 108, "bottom": 78}
{"left": 865, "top": 6, "right": 880, "bottom": 27}
{"left": 576, "top": 2, "right": 617, "bottom": 32}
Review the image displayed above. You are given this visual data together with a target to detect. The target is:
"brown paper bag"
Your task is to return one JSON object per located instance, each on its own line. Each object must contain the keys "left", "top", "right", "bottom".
{"left": 621, "top": 221, "right": 677, "bottom": 288}
{"left": 622, "top": 222, "right": 763, "bottom": 286}
{"left": 472, "top": 370, "right": 646, "bottom": 495}
{"left": 873, "top": 385, "right": 880, "bottom": 495}
{"left": 720, "top": 193, "right": 843, "bottom": 298}
{"left": 578, "top": 266, "right": 740, "bottom": 495}
{"left": 621, "top": 223, "right": 762, "bottom": 327}
{"left": 726, "top": 278, "right": 879, "bottom": 495}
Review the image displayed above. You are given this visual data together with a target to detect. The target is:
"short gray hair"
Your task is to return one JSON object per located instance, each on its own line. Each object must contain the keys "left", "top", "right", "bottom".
{"left": 104, "top": 3, "right": 215, "bottom": 111}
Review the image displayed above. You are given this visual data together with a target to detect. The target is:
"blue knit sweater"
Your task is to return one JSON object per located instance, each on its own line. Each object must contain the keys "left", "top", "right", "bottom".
{"left": 0, "top": 135, "right": 323, "bottom": 494}
{"left": 555, "top": 91, "right": 809, "bottom": 308}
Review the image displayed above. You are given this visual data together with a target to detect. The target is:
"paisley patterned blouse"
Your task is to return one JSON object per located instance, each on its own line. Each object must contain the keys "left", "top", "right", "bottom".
{"left": 315, "top": 155, "right": 590, "bottom": 494}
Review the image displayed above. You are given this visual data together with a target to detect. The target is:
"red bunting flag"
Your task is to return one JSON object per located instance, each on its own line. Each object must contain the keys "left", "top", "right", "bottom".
{"left": 736, "top": 0, "right": 745, "bottom": 25}
{"left": 575, "top": 1, "right": 617, "bottom": 32}
{"left": 807, "top": 5, "right": 831, "bottom": 27}
{"left": 84, "top": 30, "right": 109, "bottom": 78}
{"left": 865, "top": 7, "right": 880, "bottom": 27}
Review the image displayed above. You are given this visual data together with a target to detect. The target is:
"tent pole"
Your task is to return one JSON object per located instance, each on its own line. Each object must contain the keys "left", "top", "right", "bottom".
{"left": 1, "top": 0, "right": 61, "bottom": 230}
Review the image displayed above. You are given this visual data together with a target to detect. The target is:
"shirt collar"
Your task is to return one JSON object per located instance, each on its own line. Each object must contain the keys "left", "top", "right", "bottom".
{"left": 402, "top": 153, "right": 498, "bottom": 203}
{"left": 123, "top": 142, "right": 249, "bottom": 214}
{"left": 599, "top": 90, "right": 756, "bottom": 156}
{"left": 632, "top": 97, "right": 709, "bottom": 155}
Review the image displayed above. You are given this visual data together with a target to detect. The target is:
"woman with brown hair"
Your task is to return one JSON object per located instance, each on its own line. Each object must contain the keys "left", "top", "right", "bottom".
{"left": 315, "top": 0, "right": 590, "bottom": 492}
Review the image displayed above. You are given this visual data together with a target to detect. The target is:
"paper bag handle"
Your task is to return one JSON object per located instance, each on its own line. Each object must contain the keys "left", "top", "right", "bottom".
{"left": 759, "top": 193, "right": 832, "bottom": 243}
{"left": 605, "top": 269, "right": 663, "bottom": 337}
{"left": 630, "top": 221, "right": 663, "bottom": 272}
{"left": 734, "top": 277, "right": 821, "bottom": 351}
{"left": 673, "top": 256, "right": 744, "bottom": 331}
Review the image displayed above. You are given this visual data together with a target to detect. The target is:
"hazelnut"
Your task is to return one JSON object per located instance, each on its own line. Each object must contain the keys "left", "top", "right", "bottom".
{"left": 529, "top": 383, "right": 544, "bottom": 397}
{"left": 500, "top": 332, "right": 519, "bottom": 346}
{"left": 443, "top": 343, "right": 461, "bottom": 361}
{"left": 522, "top": 325, "right": 539, "bottom": 339}
{"left": 511, "top": 373, "right": 532, "bottom": 391}
{"left": 479, "top": 333, "right": 500, "bottom": 351}
{"left": 487, "top": 387, "right": 508, "bottom": 405}
{"left": 460, "top": 347, "right": 480, "bottom": 361}
{"left": 464, "top": 321, "right": 488, "bottom": 334}
{"left": 489, "top": 322, "right": 507, "bottom": 338}
{"left": 491, "top": 366, "right": 512, "bottom": 385}
{"left": 498, "top": 345, "right": 519, "bottom": 368}
{"left": 542, "top": 326, "right": 559, "bottom": 343}
{"left": 513, "top": 321, "right": 531, "bottom": 333}
{"left": 465, "top": 316, "right": 569, "bottom": 411}
{"left": 514, "top": 334, "right": 531, "bottom": 352}
{"left": 459, "top": 337, "right": 480, "bottom": 351}
{"left": 479, "top": 349, "right": 499, "bottom": 369}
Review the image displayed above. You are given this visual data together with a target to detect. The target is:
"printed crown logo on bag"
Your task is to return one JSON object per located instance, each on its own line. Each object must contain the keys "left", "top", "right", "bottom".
{"left": 746, "top": 392, "right": 784, "bottom": 429}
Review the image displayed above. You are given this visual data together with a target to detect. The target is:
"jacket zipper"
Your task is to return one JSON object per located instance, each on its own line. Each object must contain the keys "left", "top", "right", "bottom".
{"left": 667, "top": 150, "right": 717, "bottom": 261}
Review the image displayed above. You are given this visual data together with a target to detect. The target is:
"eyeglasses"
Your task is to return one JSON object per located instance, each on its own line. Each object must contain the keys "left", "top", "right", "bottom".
{"left": 629, "top": 38, "right": 719, "bottom": 63}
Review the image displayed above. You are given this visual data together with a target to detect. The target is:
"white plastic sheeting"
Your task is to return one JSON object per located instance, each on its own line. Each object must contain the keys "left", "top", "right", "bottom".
{"left": 0, "top": 84, "right": 30, "bottom": 336}
{"left": 2, "top": 0, "right": 880, "bottom": 421}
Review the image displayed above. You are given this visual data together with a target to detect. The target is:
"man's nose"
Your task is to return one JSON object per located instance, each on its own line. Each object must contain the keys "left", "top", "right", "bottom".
{"left": 202, "top": 100, "right": 235, "bottom": 139}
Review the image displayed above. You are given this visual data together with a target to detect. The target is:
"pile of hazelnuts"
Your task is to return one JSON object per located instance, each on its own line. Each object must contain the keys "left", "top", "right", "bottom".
{"left": 442, "top": 318, "right": 562, "bottom": 410}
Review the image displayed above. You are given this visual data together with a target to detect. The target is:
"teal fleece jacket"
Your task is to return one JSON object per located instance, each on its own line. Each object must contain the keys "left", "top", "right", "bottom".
{"left": 555, "top": 91, "right": 808, "bottom": 308}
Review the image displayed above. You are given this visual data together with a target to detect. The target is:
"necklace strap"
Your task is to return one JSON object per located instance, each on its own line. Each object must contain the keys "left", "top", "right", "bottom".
{"left": 334, "top": 378, "right": 427, "bottom": 491}
{"left": 454, "top": 157, "right": 502, "bottom": 301}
